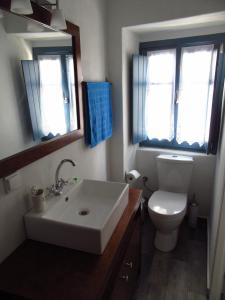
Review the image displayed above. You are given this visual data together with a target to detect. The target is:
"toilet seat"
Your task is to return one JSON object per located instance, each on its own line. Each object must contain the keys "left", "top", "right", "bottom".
{"left": 148, "top": 190, "right": 187, "bottom": 217}
{"left": 148, "top": 190, "right": 187, "bottom": 252}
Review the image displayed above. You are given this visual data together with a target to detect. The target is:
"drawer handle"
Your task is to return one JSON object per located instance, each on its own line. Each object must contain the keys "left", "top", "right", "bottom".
{"left": 120, "top": 275, "right": 129, "bottom": 282}
{"left": 125, "top": 261, "right": 133, "bottom": 269}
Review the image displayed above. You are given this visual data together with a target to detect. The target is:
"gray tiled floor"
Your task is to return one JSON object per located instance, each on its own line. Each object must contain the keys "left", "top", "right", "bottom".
{"left": 133, "top": 215, "right": 208, "bottom": 300}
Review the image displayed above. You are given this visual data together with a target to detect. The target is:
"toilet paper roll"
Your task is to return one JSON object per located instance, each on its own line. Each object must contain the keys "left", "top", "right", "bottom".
{"left": 126, "top": 170, "right": 141, "bottom": 184}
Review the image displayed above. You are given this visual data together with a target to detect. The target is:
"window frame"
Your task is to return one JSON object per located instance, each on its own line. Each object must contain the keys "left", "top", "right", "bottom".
{"left": 139, "top": 33, "right": 225, "bottom": 153}
{"left": 33, "top": 47, "right": 75, "bottom": 137}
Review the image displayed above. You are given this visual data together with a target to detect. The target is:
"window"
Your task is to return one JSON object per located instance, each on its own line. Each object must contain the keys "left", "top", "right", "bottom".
{"left": 38, "top": 55, "right": 67, "bottom": 136}
{"left": 135, "top": 34, "right": 225, "bottom": 153}
{"left": 33, "top": 47, "right": 77, "bottom": 139}
{"left": 145, "top": 49, "right": 176, "bottom": 142}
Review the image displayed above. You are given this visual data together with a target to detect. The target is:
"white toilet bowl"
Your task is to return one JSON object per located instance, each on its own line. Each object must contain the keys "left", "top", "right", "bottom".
{"left": 148, "top": 190, "right": 187, "bottom": 252}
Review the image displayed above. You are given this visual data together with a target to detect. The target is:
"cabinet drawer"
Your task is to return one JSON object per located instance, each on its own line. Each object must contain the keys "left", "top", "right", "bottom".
{"left": 109, "top": 215, "right": 141, "bottom": 300}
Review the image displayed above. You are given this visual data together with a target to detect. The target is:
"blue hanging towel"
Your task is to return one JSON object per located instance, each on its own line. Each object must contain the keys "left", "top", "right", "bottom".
{"left": 84, "top": 82, "right": 112, "bottom": 148}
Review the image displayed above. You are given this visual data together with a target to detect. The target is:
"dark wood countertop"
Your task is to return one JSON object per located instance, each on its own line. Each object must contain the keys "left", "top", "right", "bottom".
{"left": 0, "top": 189, "right": 142, "bottom": 300}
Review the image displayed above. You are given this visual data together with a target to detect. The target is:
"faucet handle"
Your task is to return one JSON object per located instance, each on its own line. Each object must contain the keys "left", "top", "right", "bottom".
{"left": 57, "top": 178, "right": 68, "bottom": 188}
{"left": 46, "top": 184, "right": 56, "bottom": 197}
{"left": 61, "top": 178, "right": 68, "bottom": 185}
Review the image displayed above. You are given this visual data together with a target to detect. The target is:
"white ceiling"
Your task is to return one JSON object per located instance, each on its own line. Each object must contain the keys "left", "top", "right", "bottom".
{"left": 126, "top": 11, "right": 225, "bottom": 34}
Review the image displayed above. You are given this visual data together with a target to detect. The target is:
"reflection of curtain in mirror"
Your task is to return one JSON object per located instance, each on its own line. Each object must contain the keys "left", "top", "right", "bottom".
{"left": 66, "top": 55, "right": 78, "bottom": 131}
{"left": 38, "top": 55, "right": 67, "bottom": 136}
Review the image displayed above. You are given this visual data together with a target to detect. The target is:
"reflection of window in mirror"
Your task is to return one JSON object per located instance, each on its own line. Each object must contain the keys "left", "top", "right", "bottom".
{"left": 22, "top": 47, "right": 77, "bottom": 142}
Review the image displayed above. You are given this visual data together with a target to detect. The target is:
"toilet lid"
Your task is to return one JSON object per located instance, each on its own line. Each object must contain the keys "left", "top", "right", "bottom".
{"left": 148, "top": 190, "right": 187, "bottom": 216}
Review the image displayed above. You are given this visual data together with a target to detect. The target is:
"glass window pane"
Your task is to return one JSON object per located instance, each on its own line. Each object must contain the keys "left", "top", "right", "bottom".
{"left": 177, "top": 45, "right": 217, "bottom": 146}
{"left": 145, "top": 49, "right": 176, "bottom": 141}
{"left": 38, "top": 55, "right": 67, "bottom": 136}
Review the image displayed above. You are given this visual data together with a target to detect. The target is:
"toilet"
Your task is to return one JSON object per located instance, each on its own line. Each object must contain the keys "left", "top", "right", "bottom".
{"left": 148, "top": 154, "right": 193, "bottom": 252}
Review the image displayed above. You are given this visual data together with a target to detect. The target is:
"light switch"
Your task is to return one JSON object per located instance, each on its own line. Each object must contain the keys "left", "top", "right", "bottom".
{"left": 3, "top": 172, "right": 22, "bottom": 194}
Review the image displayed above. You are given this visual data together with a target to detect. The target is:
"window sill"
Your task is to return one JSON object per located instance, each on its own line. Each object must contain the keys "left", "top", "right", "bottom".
{"left": 137, "top": 146, "right": 215, "bottom": 158}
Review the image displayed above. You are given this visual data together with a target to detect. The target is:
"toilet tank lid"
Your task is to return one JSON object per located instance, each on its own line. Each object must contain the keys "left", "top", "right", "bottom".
{"left": 157, "top": 154, "right": 193, "bottom": 164}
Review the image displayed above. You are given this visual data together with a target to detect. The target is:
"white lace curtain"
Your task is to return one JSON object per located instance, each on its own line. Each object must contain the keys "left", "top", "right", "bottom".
{"left": 38, "top": 55, "right": 67, "bottom": 136}
{"left": 177, "top": 44, "right": 216, "bottom": 146}
{"left": 145, "top": 44, "right": 216, "bottom": 147}
{"left": 145, "top": 49, "right": 176, "bottom": 142}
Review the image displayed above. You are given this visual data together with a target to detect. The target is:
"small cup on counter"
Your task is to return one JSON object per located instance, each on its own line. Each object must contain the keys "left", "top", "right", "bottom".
{"left": 31, "top": 186, "right": 46, "bottom": 213}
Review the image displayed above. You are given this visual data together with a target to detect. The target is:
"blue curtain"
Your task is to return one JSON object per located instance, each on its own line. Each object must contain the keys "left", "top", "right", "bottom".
{"left": 132, "top": 54, "right": 148, "bottom": 144}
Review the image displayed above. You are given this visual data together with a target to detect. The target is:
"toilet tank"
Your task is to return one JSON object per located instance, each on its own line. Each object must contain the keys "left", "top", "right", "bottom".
{"left": 156, "top": 154, "right": 193, "bottom": 193}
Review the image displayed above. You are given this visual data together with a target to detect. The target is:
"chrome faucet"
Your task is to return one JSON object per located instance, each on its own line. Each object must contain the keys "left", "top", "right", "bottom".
{"left": 51, "top": 159, "right": 76, "bottom": 195}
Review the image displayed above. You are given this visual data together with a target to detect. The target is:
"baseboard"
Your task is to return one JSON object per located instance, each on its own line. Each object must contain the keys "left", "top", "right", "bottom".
{"left": 207, "top": 216, "right": 210, "bottom": 294}
{"left": 195, "top": 216, "right": 210, "bottom": 295}
{"left": 194, "top": 216, "right": 210, "bottom": 294}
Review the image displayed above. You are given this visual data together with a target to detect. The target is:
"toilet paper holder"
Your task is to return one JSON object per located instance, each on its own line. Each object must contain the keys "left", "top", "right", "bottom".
{"left": 125, "top": 170, "right": 141, "bottom": 184}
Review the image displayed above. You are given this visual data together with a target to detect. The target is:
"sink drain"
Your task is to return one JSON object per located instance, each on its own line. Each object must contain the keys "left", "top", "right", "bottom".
{"left": 78, "top": 209, "right": 90, "bottom": 216}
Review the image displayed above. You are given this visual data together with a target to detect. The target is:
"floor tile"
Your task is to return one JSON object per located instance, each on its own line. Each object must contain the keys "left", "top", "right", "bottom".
{"left": 139, "top": 254, "right": 154, "bottom": 282}
{"left": 167, "top": 259, "right": 188, "bottom": 291}
{"left": 188, "top": 219, "right": 207, "bottom": 243}
{"left": 171, "top": 235, "right": 189, "bottom": 261}
{"left": 164, "top": 285, "right": 188, "bottom": 300}
{"left": 187, "top": 241, "right": 207, "bottom": 294}
{"left": 132, "top": 218, "right": 208, "bottom": 300}
{"left": 188, "top": 240, "right": 207, "bottom": 263}
{"left": 146, "top": 284, "right": 166, "bottom": 300}
{"left": 141, "top": 219, "right": 155, "bottom": 255}
{"left": 133, "top": 282, "right": 149, "bottom": 300}
{"left": 187, "top": 261, "right": 207, "bottom": 295}
{"left": 187, "top": 291, "right": 208, "bottom": 300}
{"left": 148, "top": 252, "right": 171, "bottom": 286}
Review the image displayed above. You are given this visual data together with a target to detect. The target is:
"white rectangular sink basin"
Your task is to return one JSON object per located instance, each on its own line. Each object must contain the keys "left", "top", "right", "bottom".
{"left": 25, "top": 179, "right": 129, "bottom": 254}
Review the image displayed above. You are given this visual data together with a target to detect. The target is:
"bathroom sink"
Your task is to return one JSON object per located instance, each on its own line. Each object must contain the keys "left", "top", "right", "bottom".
{"left": 24, "top": 179, "right": 129, "bottom": 254}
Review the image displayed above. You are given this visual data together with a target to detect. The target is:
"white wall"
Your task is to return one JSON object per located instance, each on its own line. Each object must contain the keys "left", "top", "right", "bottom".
{"left": 209, "top": 93, "right": 225, "bottom": 283}
{"left": 122, "top": 29, "right": 139, "bottom": 174}
{"left": 139, "top": 23, "right": 225, "bottom": 42}
{"left": 0, "top": 22, "right": 34, "bottom": 159}
{"left": 0, "top": 0, "right": 108, "bottom": 263}
{"left": 106, "top": 0, "right": 225, "bottom": 182}
{"left": 31, "top": 38, "right": 71, "bottom": 48}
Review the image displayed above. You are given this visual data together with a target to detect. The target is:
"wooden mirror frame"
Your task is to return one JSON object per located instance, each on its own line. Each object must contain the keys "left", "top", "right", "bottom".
{"left": 0, "top": 0, "right": 84, "bottom": 178}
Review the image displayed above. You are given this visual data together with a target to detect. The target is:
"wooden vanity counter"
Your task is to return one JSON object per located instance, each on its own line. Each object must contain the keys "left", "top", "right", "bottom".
{"left": 0, "top": 189, "right": 142, "bottom": 300}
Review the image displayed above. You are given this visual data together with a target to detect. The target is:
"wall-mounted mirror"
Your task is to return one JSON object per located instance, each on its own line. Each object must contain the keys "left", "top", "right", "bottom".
{"left": 0, "top": 2, "right": 83, "bottom": 178}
